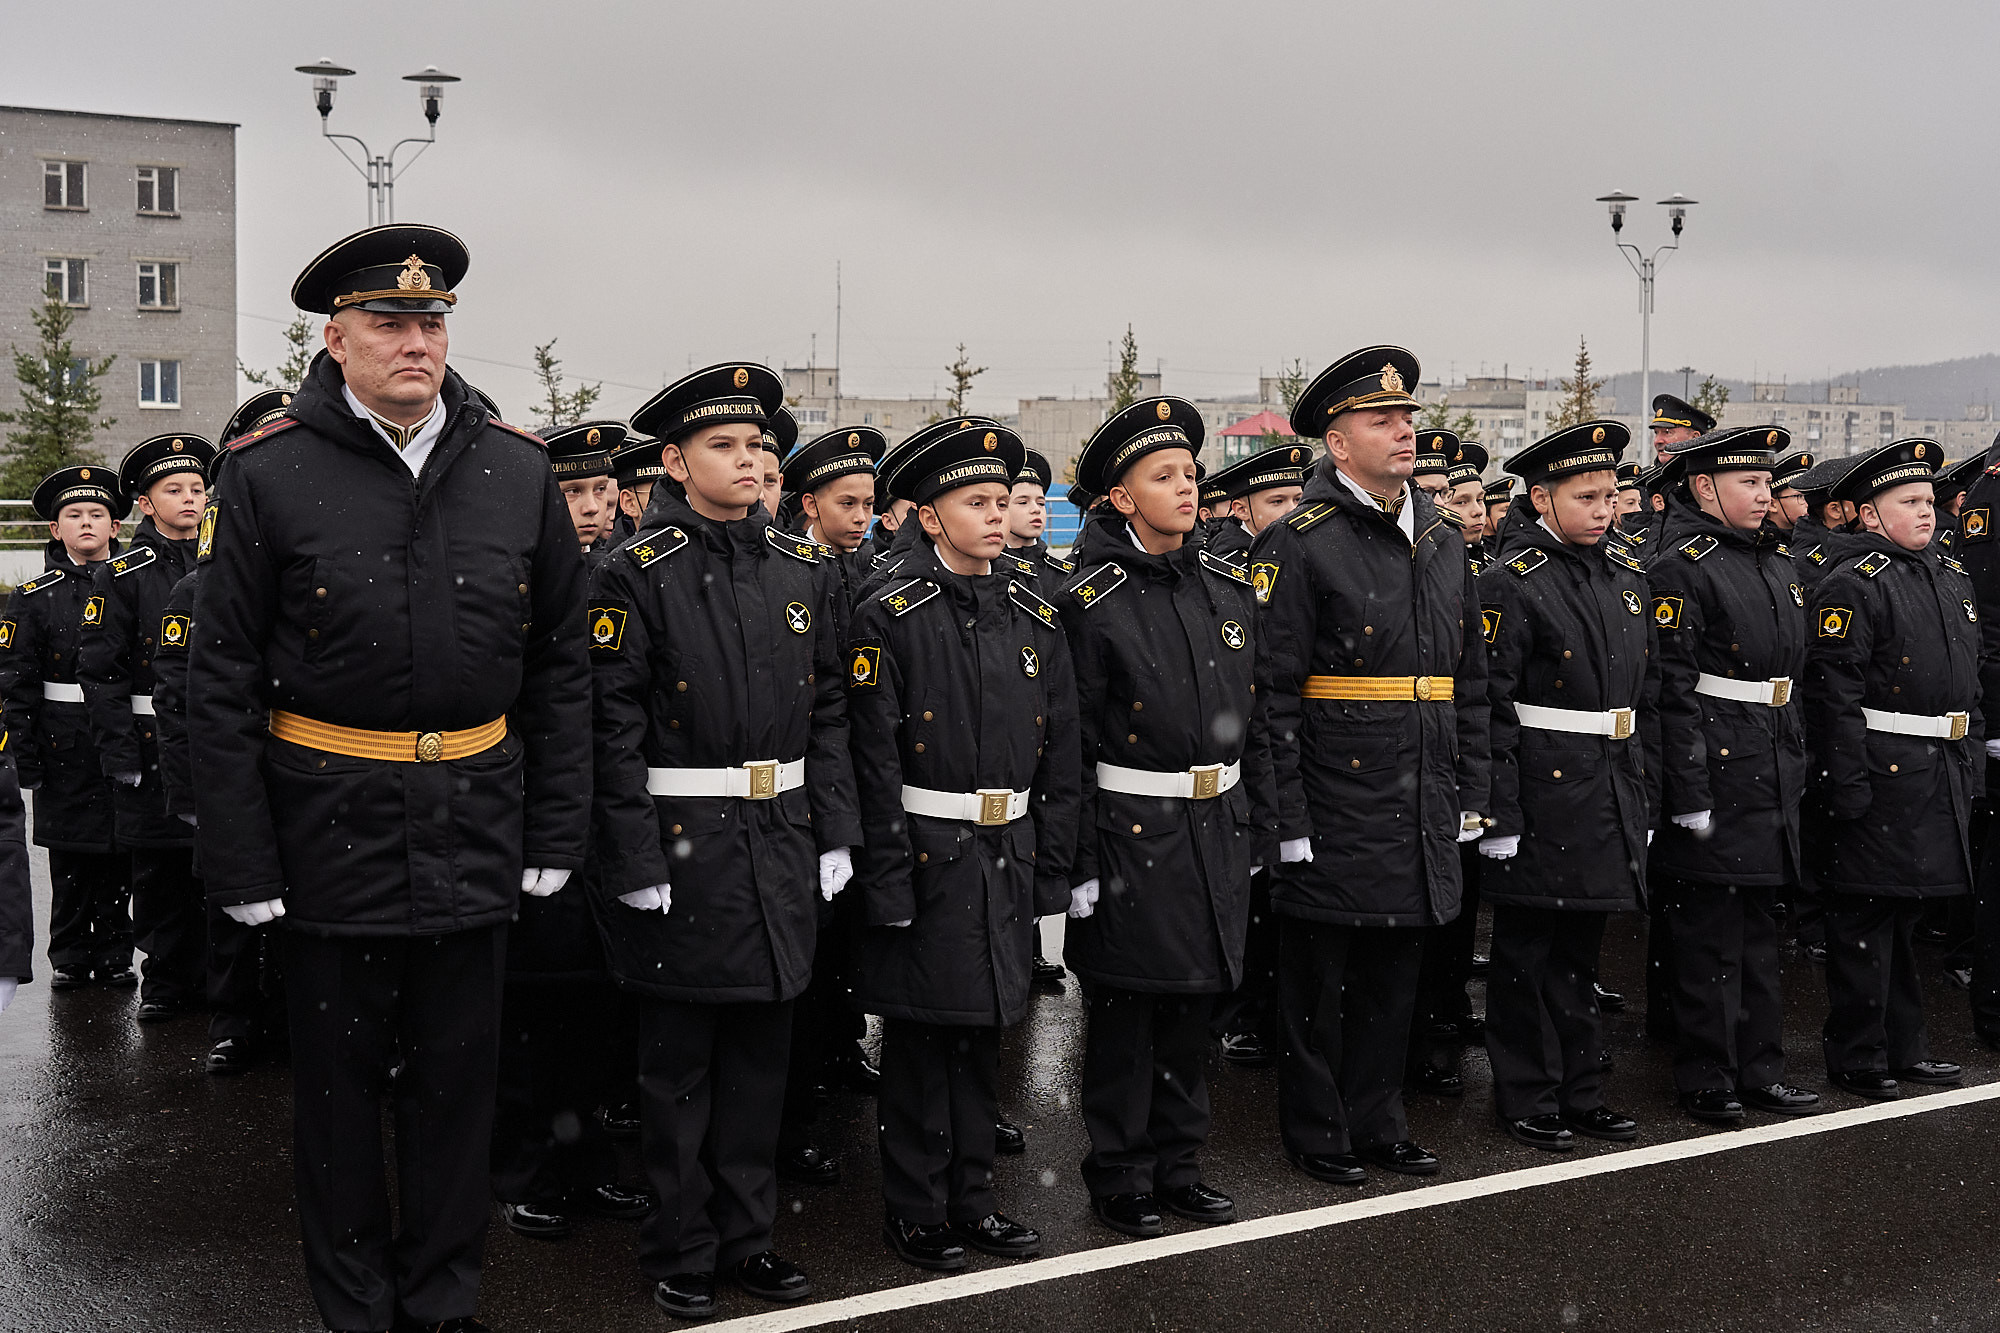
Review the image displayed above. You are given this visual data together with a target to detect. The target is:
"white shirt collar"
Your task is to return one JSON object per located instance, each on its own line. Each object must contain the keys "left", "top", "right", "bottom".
{"left": 1334, "top": 467, "right": 1416, "bottom": 542}
{"left": 343, "top": 383, "right": 445, "bottom": 477}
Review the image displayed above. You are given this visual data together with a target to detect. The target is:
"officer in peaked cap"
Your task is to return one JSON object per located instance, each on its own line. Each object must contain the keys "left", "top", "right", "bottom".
{"left": 221, "top": 388, "right": 294, "bottom": 445}
{"left": 1204, "top": 443, "right": 1310, "bottom": 563}
{"left": 0, "top": 465, "right": 132, "bottom": 993}
{"left": 191, "top": 223, "right": 591, "bottom": 1333}
{"left": 612, "top": 434, "right": 666, "bottom": 540}
{"left": 1412, "top": 429, "right": 1458, "bottom": 498}
{"left": 1768, "top": 450, "right": 1816, "bottom": 536}
{"left": 1651, "top": 393, "right": 1717, "bottom": 464}
{"left": 544, "top": 420, "right": 627, "bottom": 561}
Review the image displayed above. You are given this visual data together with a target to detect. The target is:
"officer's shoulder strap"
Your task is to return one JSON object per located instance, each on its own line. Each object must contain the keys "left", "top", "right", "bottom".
{"left": 765, "top": 526, "right": 821, "bottom": 563}
{"left": 1504, "top": 548, "right": 1549, "bottom": 578}
{"left": 1284, "top": 501, "right": 1338, "bottom": 534}
{"left": 108, "top": 545, "right": 158, "bottom": 578}
{"left": 1853, "top": 550, "right": 1892, "bottom": 578}
{"left": 1064, "top": 561, "right": 1128, "bottom": 610}
{"left": 1199, "top": 548, "right": 1253, "bottom": 587}
{"left": 1009, "top": 581, "right": 1059, "bottom": 629}
{"left": 487, "top": 419, "right": 547, "bottom": 448}
{"left": 621, "top": 526, "right": 689, "bottom": 569}
{"left": 227, "top": 416, "right": 301, "bottom": 451}
{"left": 877, "top": 578, "right": 940, "bottom": 617}
{"left": 1941, "top": 552, "right": 1969, "bottom": 576}
{"left": 1677, "top": 534, "right": 1719, "bottom": 563}
{"left": 1042, "top": 550, "right": 1076, "bottom": 575}
{"left": 15, "top": 568, "right": 64, "bottom": 596}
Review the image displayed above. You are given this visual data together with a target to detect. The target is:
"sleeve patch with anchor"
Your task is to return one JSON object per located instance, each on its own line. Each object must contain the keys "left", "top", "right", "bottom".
{"left": 1653, "top": 595, "right": 1684, "bottom": 630}
{"left": 588, "top": 606, "right": 627, "bottom": 651}
{"left": 1819, "top": 606, "right": 1852, "bottom": 638}
{"left": 849, "top": 643, "right": 883, "bottom": 689}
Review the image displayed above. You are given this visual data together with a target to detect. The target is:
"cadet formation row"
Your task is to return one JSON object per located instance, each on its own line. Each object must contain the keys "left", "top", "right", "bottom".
{"left": 1, "top": 222, "right": 1995, "bottom": 1333}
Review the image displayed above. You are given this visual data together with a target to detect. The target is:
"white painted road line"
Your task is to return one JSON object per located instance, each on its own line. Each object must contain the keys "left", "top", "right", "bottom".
{"left": 705, "top": 1081, "right": 2000, "bottom": 1332}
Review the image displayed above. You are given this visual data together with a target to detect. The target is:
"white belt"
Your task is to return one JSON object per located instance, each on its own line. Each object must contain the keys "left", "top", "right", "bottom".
{"left": 1514, "top": 702, "right": 1635, "bottom": 740}
{"left": 1695, "top": 673, "right": 1793, "bottom": 707}
{"left": 1862, "top": 707, "right": 1970, "bottom": 741}
{"left": 901, "top": 784, "right": 1032, "bottom": 826}
{"left": 130, "top": 694, "right": 156, "bottom": 716}
{"left": 646, "top": 758, "right": 804, "bottom": 799}
{"left": 41, "top": 681, "right": 83, "bottom": 703}
{"left": 1096, "top": 760, "right": 1241, "bottom": 800}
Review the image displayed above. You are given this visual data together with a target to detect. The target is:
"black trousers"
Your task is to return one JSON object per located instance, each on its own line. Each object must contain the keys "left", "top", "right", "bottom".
{"left": 1081, "top": 986, "right": 1212, "bottom": 1197}
{"left": 1408, "top": 845, "right": 1482, "bottom": 1075}
{"left": 1823, "top": 896, "right": 1933, "bottom": 1074}
{"left": 46, "top": 847, "right": 130, "bottom": 973}
{"left": 1659, "top": 876, "right": 1786, "bottom": 1093}
{"left": 1485, "top": 906, "right": 1609, "bottom": 1120}
{"left": 283, "top": 925, "right": 507, "bottom": 1332}
{"left": 877, "top": 1018, "right": 1001, "bottom": 1225}
{"left": 1277, "top": 918, "right": 1425, "bottom": 1156}
{"left": 1643, "top": 849, "right": 1677, "bottom": 1041}
{"left": 778, "top": 915, "right": 866, "bottom": 1156}
{"left": 130, "top": 846, "right": 203, "bottom": 1006}
{"left": 636, "top": 997, "right": 792, "bottom": 1277}
{"left": 207, "top": 904, "right": 283, "bottom": 1044}
{"left": 490, "top": 978, "right": 621, "bottom": 1206}
{"left": 1793, "top": 797, "right": 1834, "bottom": 949}
{"left": 1212, "top": 868, "right": 1278, "bottom": 1040}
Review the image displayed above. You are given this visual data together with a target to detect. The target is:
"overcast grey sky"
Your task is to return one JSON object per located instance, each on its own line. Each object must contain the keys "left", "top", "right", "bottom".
{"left": 12, "top": 0, "right": 1998, "bottom": 420}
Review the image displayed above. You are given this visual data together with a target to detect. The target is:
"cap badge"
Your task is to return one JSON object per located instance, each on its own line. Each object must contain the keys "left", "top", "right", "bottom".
{"left": 1379, "top": 363, "right": 1406, "bottom": 394}
{"left": 586, "top": 427, "right": 601, "bottom": 447}
{"left": 1591, "top": 426, "right": 1606, "bottom": 444}
{"left": 281, "top": 394, "right": 292, "bottom": 405}
{"left": 983, "top": 432, "right": 997, "bottom": 451}
{"left": 171, "top": 439, "right": 184, "bottom": 452}
{"left": 731, "top": 367, "right": 750, "bottom": 389}
{"left": 1155, "top": 401, "right": 1171, "bottom": 421}
{"left": 848, "top": 432, "right": 860, "bottom": 446}
{"left": 1915, "top": 442, "right": 1927, "bottom": 458}
{"left": 1289, "top": 448, "right": 1302, "bottom": 463}
{"left": 396, "top": 255, "right": 432, "bottom": 292}
{"left": 1768, "top": 430, "right": 1780, "bottom": 447}
{"left": 78, "top": 468, "right": 90, "bottom": 480}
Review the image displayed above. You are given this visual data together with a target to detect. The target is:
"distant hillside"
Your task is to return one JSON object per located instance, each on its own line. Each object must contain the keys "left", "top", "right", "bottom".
{"left": 1606, "top": 354, "right": 2000, "bottom": 421}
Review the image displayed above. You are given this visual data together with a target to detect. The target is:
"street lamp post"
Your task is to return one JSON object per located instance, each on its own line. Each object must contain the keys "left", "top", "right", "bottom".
{"left": 295, "top": 59, "right": 462, "bottom": 226}
{"left": 1595, "top": 191, "right": 1698, "bottom": 463}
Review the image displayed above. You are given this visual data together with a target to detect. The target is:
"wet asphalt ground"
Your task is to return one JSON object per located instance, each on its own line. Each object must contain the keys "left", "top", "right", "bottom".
{"left": 4, "top": 828, "right": 2000, "bottom": 1332}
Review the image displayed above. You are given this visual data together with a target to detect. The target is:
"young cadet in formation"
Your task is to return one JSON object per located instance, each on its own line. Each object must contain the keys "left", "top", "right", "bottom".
{"left": 1804, "top": 440, "right": 1974, "bottom": 1099}
{"left": 1765, "top": 450, "right": 1814, "bottom": 539}
{"left": 1646, "top": 427, "right": 1819, "bottom": 1126}
{"left": 1482, "top": 477, "right": 1517, "bottom": 548}
{"left": 1202, "top": 443, "right": 1309, "bottom": 564}
{"left": 1931, "top": 453, "right": 1983, "bottom": 554}
{"left": 1056, "top": 397, "right": 1275, "bottom": 1237}
{"left": 0, "top": 465, "right": 133, "bottom": 991}
{"left": 191, "top": 225, "right": 591, "bottom": 1333}
{"left": 855, "top": 428, "right": 951, "bottom": 592}
{"left": 1410, "top": 428, "right": 1456, "bottom": 501}
{"left": 845, "top": 418, "right": 1081, "bottom": 1272}
{"left": 1475, "top": 422, "right": 1657, "bottom": 1151}
{"left": 756, "top": 405, "right": 798, "bottom": 520}
{"left": 1614, "top": 461, "right": 1645, "bottom": 530}
{"left": 1439, "top": 441, "right": 1493, "bottom": 570}
{"left": 545, "top": 420, "right": 627, "bottom": 565}
{"left": 1006, "top": 448, "right": 1079, "bottom": 589}
{"left": 1943, "top": 439, "right": 2000, "bottom": 1051}
{"left": 1253, "top": 345, "right": 1490, "bottom": 1186}
{"left": 589, "top": 362, "right": 860, "bottom": 1319}
{"left": 784, "top": 425, "right": 887, "bottom": 613}
{"left": 613, "top": 433, "right": 666, "bottom": 541}
{"left": 79, "top": 433, "right": 213, "bottom": 1025}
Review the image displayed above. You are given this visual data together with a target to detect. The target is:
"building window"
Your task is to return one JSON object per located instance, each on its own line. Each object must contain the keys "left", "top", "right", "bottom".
{"left": 43, "top": 160, "right": 86, "bottom": 209}
{"left": 136, "top": 261, "right": 179, "bottom": 309}
{"left": 44, "top": 257, "right": 87, "bottom": 306}
{"left": 138, "top": 360, "right": 181, "bottom": 408}
{"left": 136, "top": 166, "right": 178, "bottom": 215}
{"left": 799, "top": 408, "right": 829, "bottom": 425}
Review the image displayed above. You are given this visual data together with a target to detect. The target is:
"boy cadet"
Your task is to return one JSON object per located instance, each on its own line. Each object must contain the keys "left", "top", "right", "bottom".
{"left": 0, "top": 465, "right": 133, "bottom": 990}
{"left": 1057, "top": 397, "right": 1275, "bottom": 1237}
{"left": 1805, "top": 440, "right": 1974, "bottom": 1098}
{"left": 1615, "top": 461, "right": 1646, "bottom": 526}
{"left": 590, "top": 363, "right": 860, "bottom": 1318}
{"left": 1482, "top": 476, "right": 1517, "bottom": 544}
{"left": 783, "top": 425, "right": 885, "bottom": 621}
{"left": 847, "top": 417, "right": 1081, "bottom": 1272}
{"left": 80, "top": 432, "right": 213, "bottom": 1024}
{"left": 1253, "top": 346, "right": 1490, "bottom": 1186}
{"left": 1931, "top": 453, "right": 1983, "bottom": 554}
{"left": 1441, "top": 441, "right": 1493, "bottom": 568}
{"left": 1006, "top": 449, "right": 1079, "bottom": 586}
{"left": 1476, "top": 422, "right": 1656, "bottom": 1151}
{"left": 757, "top": 405, "right": 798, "bottom": 519}
{"left": 1411, "top": 428, "right": 1456, "bottom": 499}
{"left": 1767, "top": 450, "right": 1815, "bottom": 535}
{"left": 545, "top": 420, "right": 626, "bottom": 560}
{"left": 613, "top": 434, "right": 666, "bottom": 541}
{"left": 1205, "top": 444, "right": 1310, "bottom": 563}
{"left": 1647, "top": 427, "right": 1819, "bottom": 1125}
{"left": 190, "top": 224, "right": 591, "bottom": 1333}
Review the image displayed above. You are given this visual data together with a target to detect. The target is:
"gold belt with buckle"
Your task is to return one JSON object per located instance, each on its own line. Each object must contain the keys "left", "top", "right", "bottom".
{"left": 1300, "top": 674, "right": 1456, "bottom": 702}
{"left": 268, "top": 709, "right": 508, "bottom": 763}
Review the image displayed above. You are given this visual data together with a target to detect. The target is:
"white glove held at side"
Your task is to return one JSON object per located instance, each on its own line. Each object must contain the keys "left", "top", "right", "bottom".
{"left": 619, "top": 884, "right": 671, "bottom": 913}
{"left": 1479, "top": 834, "right": 1520, "bottom": 860}
{"left": 112, "top": 771, "right": 141, "bottom": 788}
{"left": 1279, "top": 837, "right": 1314, "bottom": 864}
{"left": 0, "top": 978, "right": 18, "bottom": 1013}
{"left": 819, "top": 847, "right": 854, "bottom": 901}
{"left": 1987, "top": 738, "right": 2000, "bottom": 760}
{"left": 1068, "top": 878, "right": 1101, "bottom": 919}
{"left": 223, "top": 898, "right": 286, "bottom": 927}
{"left": 521, "top": 867, "right": 572, "bottom": 898}
{"left": 1671, "top": 810, "right": 1712, "bottom": 832}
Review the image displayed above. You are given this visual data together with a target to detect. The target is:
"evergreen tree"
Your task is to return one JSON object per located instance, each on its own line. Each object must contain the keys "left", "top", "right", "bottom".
{"left": 945, "top": 343, "right": 987, "bottom": 416}
{"left": 1107, "top": 325, "right": 1142, "bottom": 411}
{"left": 239, "top": 313, "right": 318, "bottom": 391}
{"left": 0, "top": 296, "right": 116, "bottom": 500}
{"left": 532, "top": 338, "right": 602, "bottom": 430}
{"left": 1693, "top": 374, "right": 1731, "bottom": 422}
{"left": 1550, "top": 337, "right": 1604, "bottom": 428}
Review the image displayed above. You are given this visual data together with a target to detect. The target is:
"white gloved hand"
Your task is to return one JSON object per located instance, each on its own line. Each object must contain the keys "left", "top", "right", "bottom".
{"left": 1458, "top": 810, "right": 1487, "bottom": 843}
{"left": 111, "top": 771, "right": 141, "bottom": 787}
{"left": 223, "top": 898, "right": 286, "bottom": 927}
{"left": 1671, "top": 810, "right": 1712, "bottom": 831}
{"left": 1479, "top": 834, "right": 1520, "bottom": 860}
{"left": 1648, "top": 828, "right": 1655, "bottom": 846}
{"left": 1279, "top": 837, "right": 1314, "bottom": 864}
{"left": 1987, "top": 738, "right": 2000, "bottom": 760}
{"left": 0, "top": 978, "right": 17, "bottom": 1013}
{"left": 1068, "top": 878, "right": 1101, "bottom": 919}
{"left": 521, "top": 867, "right": 572, "bottom": 898}
{"left": 819, "top": 847, "right": 855, "bottom": 902}
{"left": 619, "top": 883, "right": 671, "bottom": 913}
{"left": 885, "top": 919, "right": 913, "bottom": 928}
{"left": 178, "top": 812, "right": 197, "bottom": 827}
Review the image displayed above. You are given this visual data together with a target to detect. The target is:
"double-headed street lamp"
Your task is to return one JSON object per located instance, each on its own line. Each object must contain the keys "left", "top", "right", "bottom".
{"left": 1595, "top": 190, "right": 1698, "bottom": 462}
{"left": 295, "top": 58, "right": 462, "bottom": 226}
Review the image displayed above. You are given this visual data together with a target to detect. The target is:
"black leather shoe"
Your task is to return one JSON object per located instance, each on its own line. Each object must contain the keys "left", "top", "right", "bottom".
{"left": 50, "top": 968, "right": 88, "bottom": 990}
{"left": 653, "top": 1272, "right": 715, "bottom": 1320}
{"left": 207, "top": 1037, "right": 257, "bottom": 1076}
{"left": 1502, "top": 1114, "right": 1575, "bottom": 1151}
{"left": 1091, "top": 1192, "right": 1165, "bottom": 1238}
{"left": 831, "top": 1046, "right": 882, "bottom": 1094}
{"left": 733, "top": 1251, "right": 812, "bottom": 1303}
{"left": 1592, "top": 982, "right": 1626, "bottom": 1012}
{"left": 1408, "top": 1065, "right": 1464, "bottom": 1097}
{"left": 1681, "top": 1089, "right": 1746, "bottom": 1124}
{"left": 500, "top": 1200, "right": 571, "bottom": 1240}
{"left": 994, "top": 1117, "right": 1026, "bottom": 1155}
{"left": 98, "top": 966, "right": 138, "bottom": 988}
{"left": 951, "top": 1211, "right": 1041, "bottom": 1257}
{"left": 1893, "top": 1060, "right": 1963, "bottom": 1085}
{"left": 884, "top": 1216, "right": 967, "bottom": 1271}
{"left": 1032, "top": 954, "right": 1066, "bottom": 983}
{"left": 1739, "top": 1083, "right": 1819, "bottom": 1115}
{"left": 777, "top": 1145, "right": 842, "bottom": 1186}
{"left": 1288, "top": 1151, "right": 1367, "bottom": 1185}
{"left": 1831, "top": 1069, "right": 1900, "bottom": 1100}
{"left": 1469, "top": 953, "right": 1491, "bottom": 977}
{"left": 1359, "top": 1140, "right": 1439, "bottom": 1176}
{"left": 135, "top": 999, "right": 181, "bottom": 1023}
{"left": 1219, "top": 1032, "right": 1274, "bottom": 1067}
{"left": 1160, "top": 1182, "right": 1236, "bottom": 1224}
{"left": 598, "top": 1102, "right": 640, "bottom": 1139}
{"left": 1562, "top": 1106, "right": 1638, "bottom": 1141}
{"left": 1945, "top": 966, "right": 1974, "bottom": 990}
{"left": 580, "top": 1183, "right": 656, "bottom": 1219}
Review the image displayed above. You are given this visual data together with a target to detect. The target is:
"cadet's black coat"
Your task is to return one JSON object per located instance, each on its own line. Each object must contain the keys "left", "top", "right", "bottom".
{"left": 588, "top": 494, "right": 862, "bottom": 1004}
{"left": 0, "top": 543, "right": 120, "bottom": 851}
{"left": 1479, "top": 523, "right": 1658, "bottom": 911}
{"left": 1012, "top": 537, "right": 1077, "bottom": 589}
{"left": 847, "top": 539, "right": 1082, "bottom": 1027}
{"left": 1054, "top": 522, "right": 1278, "bottom": 994}
{"left": 1206, "top": 519, "right": 1253, "bottom": 562}
{"left": 152, "top": 567, "right": 198, "bottom": 822}
{"left": 1251, "top": 469, "right": 1491, "bottom": 927}
{"left": 79, "top": 520, "right": 197, "bottom": 849}
{"left": 1646, "top": 501, "right": 1809, "bottom": 887}
{"left": 1787, "top": 516, "right": 1853, "bottom": 595}
{"left": 1805, "top": 536, "right": 1982, "bottom": 896}
{"left": 1953, "top": 450, "right": 2000, "bottom": 716}
{"left": 189, "top": 355, "right": 592, "bottom": 928}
